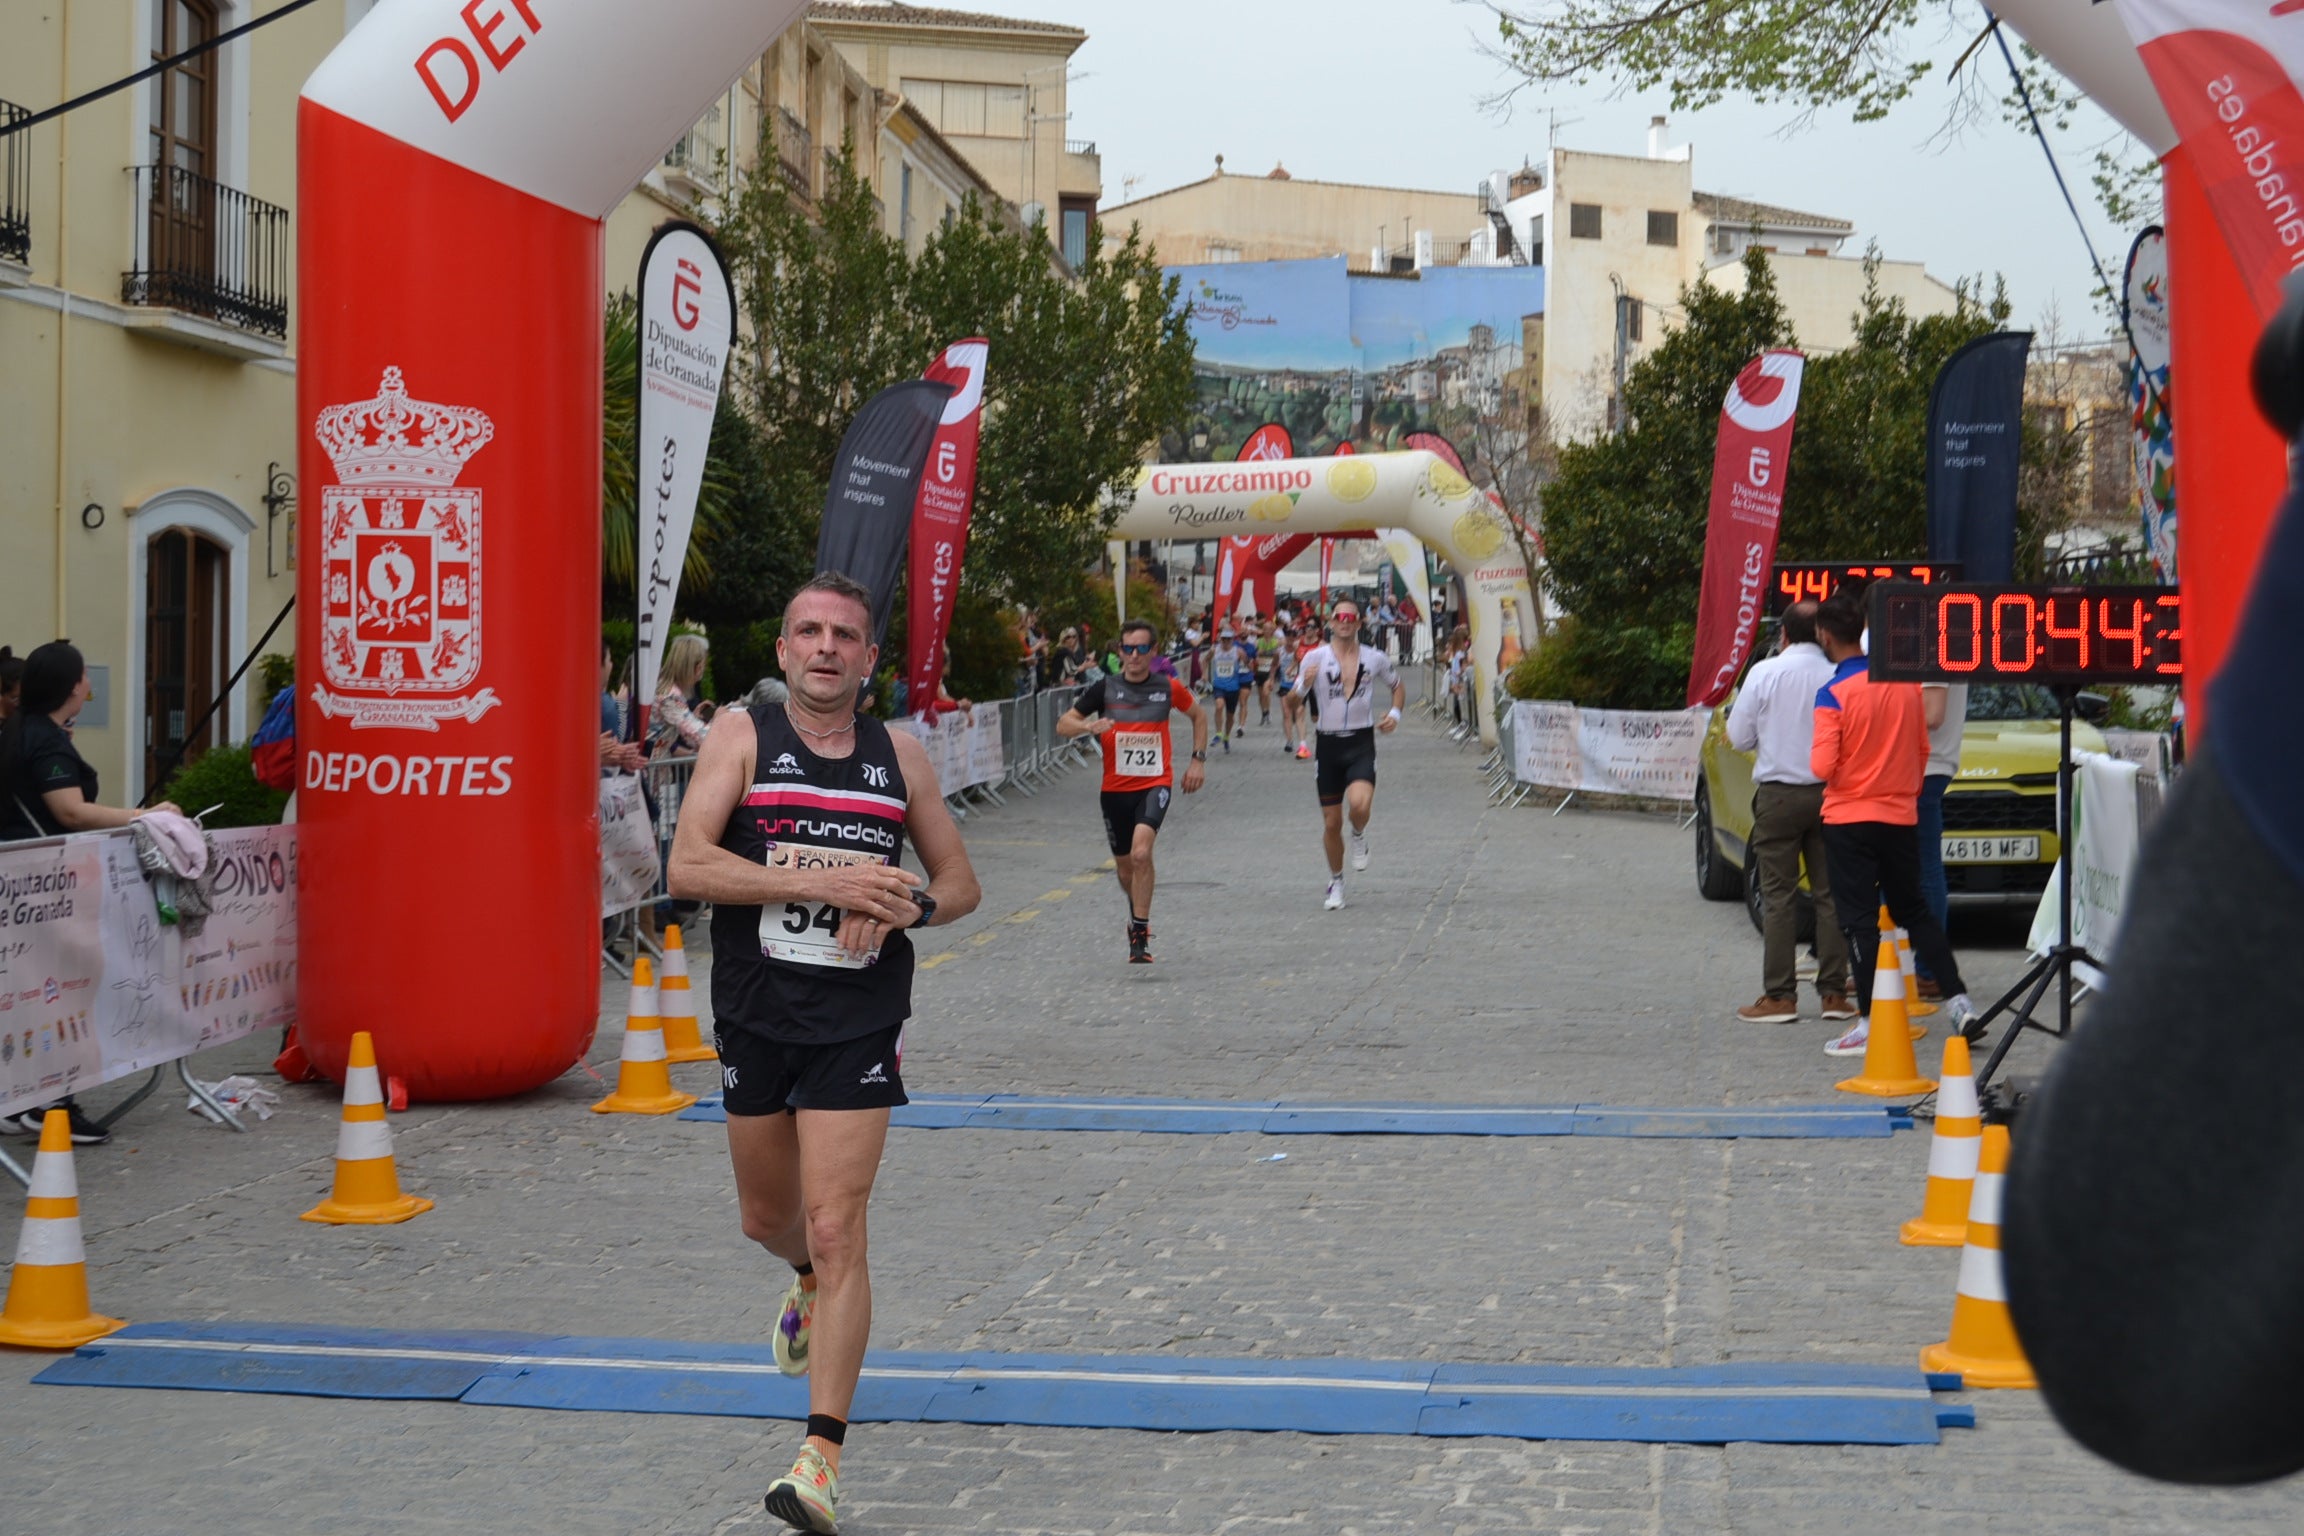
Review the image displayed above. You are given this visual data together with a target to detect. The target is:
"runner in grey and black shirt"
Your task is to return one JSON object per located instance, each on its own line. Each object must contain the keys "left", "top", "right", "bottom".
{"left": 1289, "top": 599, "right": 1406, "bottom": 910}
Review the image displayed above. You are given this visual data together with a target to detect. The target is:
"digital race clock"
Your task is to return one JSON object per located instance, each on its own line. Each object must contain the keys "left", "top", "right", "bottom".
{"left": 1768, "top": 562, "right": 1962, "bottom": 616}
{"left": 1866, "top": 582, "right": 2183, "bottom": 685}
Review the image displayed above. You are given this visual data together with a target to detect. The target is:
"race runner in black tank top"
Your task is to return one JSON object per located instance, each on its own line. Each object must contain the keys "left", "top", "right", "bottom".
{"left": 708, "top": 705, "right": 914, "bottom": 1045}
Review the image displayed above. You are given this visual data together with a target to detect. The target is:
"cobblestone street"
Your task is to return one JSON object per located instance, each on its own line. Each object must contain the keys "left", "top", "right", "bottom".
{"left": 2, "top": 705, "right": 2292, "bottom": 1534}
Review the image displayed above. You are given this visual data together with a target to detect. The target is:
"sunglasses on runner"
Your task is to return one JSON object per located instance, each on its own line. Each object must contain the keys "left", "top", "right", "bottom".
{"left": 1118, "top": 642, "right": 1154, "bottom": 654}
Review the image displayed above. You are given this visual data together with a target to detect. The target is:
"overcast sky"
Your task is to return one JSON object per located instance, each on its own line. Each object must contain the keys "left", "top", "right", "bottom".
{"left": 1056, "top": 0, "right": 2136, "bottom": 342}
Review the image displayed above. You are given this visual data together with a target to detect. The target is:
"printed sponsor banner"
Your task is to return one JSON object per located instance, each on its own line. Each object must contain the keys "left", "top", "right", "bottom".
{"left": 1213, "top": 423, "right": 1293, "bottom": 628}
{"left": 0, "top": 828, "right": 299, "bottom": 1117}
{"left": 906, "top": 339, "right": 989, "bottom": 723}
{"left": 816, "top": 380, "right": 954, "bottom": 650}
{"left": 1688, "top": 350, "right": 1806, "bottom": 708}
{"left": 599, "top": 776, "right": 659, "bottom": 918}
{"left": 2124, "top": 227, "right": 2177, "bottom": 582}
{"left": 634, "top": 222, "right": 736, "bottom": 726}
{"left": 1926, "top": 332, "right": 2033, "bottom": 583}
{"left": 1507, "top": 701, "right": 1707, "bottom": 801}
{"left": 888, "top": 705, "right": 1006, "bottom": 794}
{"left": 2029, "top": 753, "right": 2144, "bottom": 987}
{"left": 2112, "top": 0, "right": 2304, "bottom": 318}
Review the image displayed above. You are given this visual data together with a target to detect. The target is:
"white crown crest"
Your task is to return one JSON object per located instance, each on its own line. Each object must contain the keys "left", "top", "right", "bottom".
{"left": 316, "top": 366, "right": 494, "bottom": 488}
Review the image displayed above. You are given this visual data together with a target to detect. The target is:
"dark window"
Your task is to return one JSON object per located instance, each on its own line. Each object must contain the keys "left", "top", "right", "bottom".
{"left": 1626, "top": 303, "right": 1643, "bottom": 343}
{"left": 150, "top": 0, "right": 218, "bottom": 181}
{"left": 1647, "top": 210, "right": 1678, "bottom": 247}
{"left": 1061, "top": 204, "right": 1090, "bottom": 267}
{"left": 1527, "top": 214, "right": 1543, "bottom": 266}
{"left": 145, "top": 526, "right": 231, "bottom": 789}
{"left": 1569, "top": 203, "right": 1602, "bottom": 240}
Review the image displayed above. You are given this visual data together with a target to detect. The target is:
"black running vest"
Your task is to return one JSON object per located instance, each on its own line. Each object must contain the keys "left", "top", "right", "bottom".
{"left": 708, "top": 706, "right": 914, "bottom": 1044}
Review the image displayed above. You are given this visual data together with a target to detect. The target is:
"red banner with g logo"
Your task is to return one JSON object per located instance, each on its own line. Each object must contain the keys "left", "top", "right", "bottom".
{"left": 1687, "top": 349, "right": 1805, "bottom": 708}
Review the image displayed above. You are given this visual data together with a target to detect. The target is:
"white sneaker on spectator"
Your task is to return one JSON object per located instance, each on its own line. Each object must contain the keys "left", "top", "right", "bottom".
{"left": 1825, "top": 1022, "right": 1870, "bottom": 1057}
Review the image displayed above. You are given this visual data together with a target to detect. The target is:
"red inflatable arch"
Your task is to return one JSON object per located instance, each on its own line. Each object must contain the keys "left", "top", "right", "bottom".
{"left": 294, "top": 2, "right": 808, "bottom": 1099}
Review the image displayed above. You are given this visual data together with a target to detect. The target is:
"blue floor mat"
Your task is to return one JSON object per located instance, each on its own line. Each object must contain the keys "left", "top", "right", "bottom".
{"left": 36, "top": 1322, "right": 1970, "bottom": 1445}
{"left": 676, "top": 1092, "right": 1910, "bottom": 1137}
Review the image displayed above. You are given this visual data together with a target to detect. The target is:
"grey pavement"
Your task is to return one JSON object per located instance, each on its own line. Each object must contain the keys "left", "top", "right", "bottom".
{"left": 2, "top": 697, "right": 2293, "bottom": 1534}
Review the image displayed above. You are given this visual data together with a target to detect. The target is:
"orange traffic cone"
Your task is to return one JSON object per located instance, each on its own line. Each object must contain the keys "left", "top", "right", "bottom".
{"left": 303, "top": 1031, "right": 433, "bottom": 1224}
{"left": 658, "top": 925, "right": 714, "bottom": 1065}
{"left": 1837, "top": 929, "right": 1936, "bottom": 1097}
{"left": 1920, "top": 1124, "right": 2036, "bottom": 1388}
{"left": 591, "top": 957, "right": 697, "bottom": 1115}
{"left": 0, "top": 1110, "right": 126, "bottom": 1349}
{"left": 1896, "top": 928, "right": 1940, "bottom": 1019}
{"left": 1901, "top": 1035, "right": 1981, "bottom": 1247}
{"left": 1876, "top": 908, "right": 1926, "bottom": 1038}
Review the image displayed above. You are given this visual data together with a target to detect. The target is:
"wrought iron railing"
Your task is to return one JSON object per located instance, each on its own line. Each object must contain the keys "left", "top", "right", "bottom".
{"left": 1, "top": 100, "right": 29, "bottom": 265}
{"left": 1065, "top": 138, "right": 1096, "bottom": 157}
{"left": 122, "top": 163, "right": 289, "bottom": 338}
{"left": 775, "top": 107, "right": 813, "bottom": 197}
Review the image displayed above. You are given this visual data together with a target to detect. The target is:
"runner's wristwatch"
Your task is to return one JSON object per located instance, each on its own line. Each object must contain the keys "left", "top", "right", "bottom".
{"left": 1191, "top": 750, "right": 1207, "bottom": 761}
{"left": 910, "top": 893, "right": 938, "bottom": 929}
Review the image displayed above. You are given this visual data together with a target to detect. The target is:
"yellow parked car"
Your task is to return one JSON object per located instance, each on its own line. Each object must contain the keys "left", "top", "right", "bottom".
{"left": 1693, "top": 683, "right": 2108, "bottom": 932}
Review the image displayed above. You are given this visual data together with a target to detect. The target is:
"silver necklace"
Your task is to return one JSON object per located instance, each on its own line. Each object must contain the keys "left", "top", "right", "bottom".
{"left": 787, "top": 709, "right": 856, "bottom": 741}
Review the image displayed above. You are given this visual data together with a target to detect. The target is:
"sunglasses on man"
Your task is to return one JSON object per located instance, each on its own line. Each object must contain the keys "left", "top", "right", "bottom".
{"left": 1118, "top": 641, "right": 1154, "bottom": 655}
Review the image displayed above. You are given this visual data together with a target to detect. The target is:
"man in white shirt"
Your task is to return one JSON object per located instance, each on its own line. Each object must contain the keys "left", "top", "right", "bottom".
{"left": 1290, "top": 600, "right": 1406, "bottom": 910}
{"left": 1912, "top": 682, "right": 1968, "bottom": 1002}
{"left": 1724, "top": 602, "right": 1855, "bottom": 1023}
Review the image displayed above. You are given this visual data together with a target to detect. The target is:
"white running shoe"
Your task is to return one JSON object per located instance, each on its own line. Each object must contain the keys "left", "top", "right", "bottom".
{"left": 1323, "top": 877, "right": 1346, "bottom": 911}
{"left": 1349, "top": 832, "right": 1370, "bottom": 872}
{"left": 1824, "top": 1022, "right": 1870, "bottom": 1057}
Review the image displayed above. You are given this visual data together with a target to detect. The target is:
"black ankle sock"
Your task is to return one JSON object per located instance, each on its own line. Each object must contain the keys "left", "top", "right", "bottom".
{"left": 805, "top": 1413, "right": 848, "bottom": 1446}
{"left": 792, "top": 1261, "right": 813, "bottom": 1278}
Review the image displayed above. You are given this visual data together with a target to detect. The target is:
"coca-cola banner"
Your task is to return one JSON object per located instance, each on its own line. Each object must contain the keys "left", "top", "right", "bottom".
{"left": 815, "top": 379, "right": 954, "bottom": 650}
{"left": 2112, "top": 0, "right": 2304, "bottom": 317}
{"left": 633, "top": 221, "right": 735, "bottom": 724}
{"left": 1212, "top": 423, "right": 1293, "bottom": 626}
{"left": 905, "top": 339, "right": 989, "bottom": 721}
{"left": 1687, "top": 349, "right": 1806, "bottom": 708}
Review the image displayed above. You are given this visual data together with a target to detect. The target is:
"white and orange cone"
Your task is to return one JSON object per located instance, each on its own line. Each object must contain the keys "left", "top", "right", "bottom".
{"left": 0, "top": 1110, "right": 126, "bottom": 1349}
{"left": 1896, "top": 927, "right": 1940, "bottom": 1019}
{"left": 1837, "top": 927, "right": 1937, "bottom": 1098}
{"left": 1920, "top": 1124, "right": 2036, "bottom": 1388}
{"left": 591, "top": 957, "right": 697, "bottom": 1116}
{"left": 302, "top": 1031, "right": 433, "bottom": 1225}
{"left": 1901, "top": 1035, "right": 1981, "bottom": 1247}
{"left": 658, "top": 925, "right": 714, "bottom": 1065}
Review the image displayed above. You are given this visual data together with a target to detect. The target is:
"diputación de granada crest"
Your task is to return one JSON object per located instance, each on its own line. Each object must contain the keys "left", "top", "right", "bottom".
{"left": 311, "top": 367, "right": 502, "bottom": 730}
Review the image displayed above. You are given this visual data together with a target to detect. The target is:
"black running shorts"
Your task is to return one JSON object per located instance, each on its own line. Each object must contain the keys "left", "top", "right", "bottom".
{"left": 1100, "top": 785, "right": 1172, "bottom": 855}
{"left": 1315, "top": 727, "right": 1378, "bottom": 804}
{"left": 715, "top": 1022, "right": 908, "bottom": 1115}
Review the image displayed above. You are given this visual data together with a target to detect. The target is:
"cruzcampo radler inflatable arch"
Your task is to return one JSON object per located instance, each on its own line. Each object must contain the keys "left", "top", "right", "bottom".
{"left": 294, "top": 1, "right": 809, "bottom": 1100}
{"left": 1113, "top": 452, "right": 1537, "bottom": 744}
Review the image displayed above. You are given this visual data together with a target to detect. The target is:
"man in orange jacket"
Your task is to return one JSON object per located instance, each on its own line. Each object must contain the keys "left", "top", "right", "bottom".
{"left": 1809, "top": 594, "right": 1978, "bottom": 1054}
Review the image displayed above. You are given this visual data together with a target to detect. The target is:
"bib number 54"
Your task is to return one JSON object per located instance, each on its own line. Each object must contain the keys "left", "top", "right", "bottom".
{"left": 781, "top": 902, "right": 842, "bottom": 937}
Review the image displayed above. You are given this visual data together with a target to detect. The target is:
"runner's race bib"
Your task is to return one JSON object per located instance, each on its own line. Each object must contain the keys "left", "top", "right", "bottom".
{"left": 759, "top": 843, "right": 884, "bottom": 969}
{"left": 1114, "top": 729, "right": 1167, "bottom": 779}
{"left": 1213, "top": 648, "right": 1239, "bottom": 682}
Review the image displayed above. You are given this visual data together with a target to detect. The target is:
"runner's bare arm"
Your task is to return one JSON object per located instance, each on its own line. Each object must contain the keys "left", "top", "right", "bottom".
{"left": 1181, "top": 687, "right": 1209, "bottom": 793}
{"left": 1380, "top": 668, "right": 1406, "bottom": 733}
{"left": 1056, "top": 706, "right": 1112, "bottom": 738}
{"left": 668, "top": 710, "right": 923, "bottom": 920}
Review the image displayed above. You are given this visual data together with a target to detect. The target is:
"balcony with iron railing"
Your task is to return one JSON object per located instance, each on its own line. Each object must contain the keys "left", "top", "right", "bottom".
{"left": 123, "top": 163, "right": 289, "bottom": 343}
{"left": 775, "top": 107, "right": 813, "bottom": 198}
{"left": 1065, "top": 138, "right": 1096, "bottom": 157}
{"left": 2, "top": 100, "right": 30, "bottom": 267}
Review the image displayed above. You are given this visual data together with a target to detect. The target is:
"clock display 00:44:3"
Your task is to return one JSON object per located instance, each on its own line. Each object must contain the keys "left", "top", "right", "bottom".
{"left": 1866, "top": 583, "right": 2182, "bottom": 685}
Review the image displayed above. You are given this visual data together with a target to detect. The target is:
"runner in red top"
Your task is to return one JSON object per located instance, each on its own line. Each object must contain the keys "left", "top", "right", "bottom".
{"left": 1056, "top": 618, "right": 1209, "bottom": 963}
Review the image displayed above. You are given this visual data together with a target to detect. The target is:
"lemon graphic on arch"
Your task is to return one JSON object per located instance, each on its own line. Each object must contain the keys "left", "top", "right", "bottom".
{"left": 1426, "top": 460, "right": 1474, "bottom": 502}
{"left": 1326, "top": 458, "right": 1377, "bottom": 503}
{"left": 1248, "top": 492, "right": 1295, "bottom": 522}
{"left": 1451, "top": 507, "right": 1508, "bottom": 562}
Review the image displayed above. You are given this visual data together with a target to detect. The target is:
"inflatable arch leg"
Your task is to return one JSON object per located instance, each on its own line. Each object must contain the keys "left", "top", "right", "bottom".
{"left": 293, "top": 2, "right": 809, "bottom": 1100}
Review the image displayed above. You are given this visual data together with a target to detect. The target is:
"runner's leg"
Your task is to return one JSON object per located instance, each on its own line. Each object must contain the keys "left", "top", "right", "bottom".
{"left": 790, "top": 1105, "right": 893, "bottom": 1468}
{"left": 1321, "top": 801, "right": 1346, "bottom": 875}
{"left": 1345, "top": 778, "right": 1375, "bottom": 838}
{"left": 728, "top": 1109, "right": 808, "bottom": 1268}
{"left": 1130, "top": 822, "right": 1158, "bottom": 923}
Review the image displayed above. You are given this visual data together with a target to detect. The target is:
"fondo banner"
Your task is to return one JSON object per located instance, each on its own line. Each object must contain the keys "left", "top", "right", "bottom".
{"left": 1687, "top": 349, "right": 1806, "bottom": 708}
{"left": 906, "top": 339, "right": 989, "bottom": 721}
{"left": 633, "top": 221, "right": 736, "bottom": 730}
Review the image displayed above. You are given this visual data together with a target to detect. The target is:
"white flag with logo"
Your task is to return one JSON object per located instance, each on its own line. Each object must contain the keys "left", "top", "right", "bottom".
{"left": 634, "top": 220, "right": 735, "bottom": 722}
